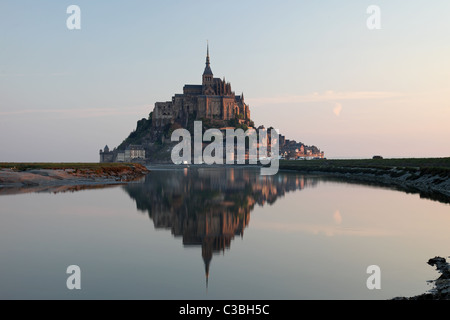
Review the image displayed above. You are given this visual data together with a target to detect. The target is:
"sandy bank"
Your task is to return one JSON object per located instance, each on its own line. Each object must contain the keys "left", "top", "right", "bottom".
{"left": 0, "top": 164, "right": 150, "bottom": 195}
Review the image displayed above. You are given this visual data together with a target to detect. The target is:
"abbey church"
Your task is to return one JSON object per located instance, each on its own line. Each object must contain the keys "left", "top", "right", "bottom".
{"left": 152, "top": 44, "right": 251, "bottom": 128}
{"left": 100, "top": 44, "right": 324, "bottom": 163}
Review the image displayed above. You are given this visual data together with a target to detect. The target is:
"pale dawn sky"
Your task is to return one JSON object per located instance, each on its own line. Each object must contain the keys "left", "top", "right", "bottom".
{"left": 1, "top": 0, "right": 449, "bottom": 161}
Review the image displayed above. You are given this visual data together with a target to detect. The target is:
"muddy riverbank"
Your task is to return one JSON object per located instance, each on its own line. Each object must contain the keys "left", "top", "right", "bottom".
{"left": 0, "top": 163, "right": 149, "bottom": 195}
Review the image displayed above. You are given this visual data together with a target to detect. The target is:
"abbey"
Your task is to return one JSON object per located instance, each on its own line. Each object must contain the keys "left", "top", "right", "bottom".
{"left": 152, "top": 44, "right": 251, "bottom": 128}
{"left": 100, "top": 44, "right": 324, "bottom": 163}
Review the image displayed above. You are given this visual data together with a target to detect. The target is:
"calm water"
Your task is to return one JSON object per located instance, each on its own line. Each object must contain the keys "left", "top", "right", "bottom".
{"left": 1, "top": 166, "right": 449, "bottom": 300}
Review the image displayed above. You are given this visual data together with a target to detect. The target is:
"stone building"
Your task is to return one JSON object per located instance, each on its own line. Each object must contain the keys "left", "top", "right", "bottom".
{"left": 100, "top": 144, "right": 145, "bottom": 163}
{"left": 152, "top": 44, "right": 251, "bottom": 128}
{"left": 278, "top": 134, "right": 324, "bottom": 160}
{"left": 125, "top": 144, "right": 145, "bottom": 161}
{"left": 99, "top": 145, "right": 114, "bottom": 163}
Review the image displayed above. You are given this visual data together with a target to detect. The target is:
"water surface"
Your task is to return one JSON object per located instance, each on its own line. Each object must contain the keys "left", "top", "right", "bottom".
{"left": 1, "top": 166, "right": 449, "bottom": 299}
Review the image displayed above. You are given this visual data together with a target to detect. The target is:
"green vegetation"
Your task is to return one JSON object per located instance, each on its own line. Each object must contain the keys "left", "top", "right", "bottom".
{"left": 279, "top": 158, "right": 450, "bottom": 178}
{"left": 227, "top": 118, "right": 237, "bottom": 127}
{"left": 118, "top": 115, "right": 153, "bottom": 150}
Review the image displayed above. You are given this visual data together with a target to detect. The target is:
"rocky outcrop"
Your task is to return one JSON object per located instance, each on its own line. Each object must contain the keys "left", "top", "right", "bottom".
{"left": 393, "top": 256, "right": 450, "bottom": 300}
{"left": 280, "top": 164, "right": 450, "bottom": 204}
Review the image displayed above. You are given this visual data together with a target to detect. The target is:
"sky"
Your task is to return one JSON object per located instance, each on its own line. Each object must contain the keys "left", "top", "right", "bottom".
{"left": 1, "top": 0, "right": 449, "bottom": 161}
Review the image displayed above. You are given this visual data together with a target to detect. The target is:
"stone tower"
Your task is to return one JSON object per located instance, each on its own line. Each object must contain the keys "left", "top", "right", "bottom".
{"left": 151, "top": 43, "right": 251, "bottom": 127}
{"left": 202, "top": 42, "right": 214, "bottom": 95}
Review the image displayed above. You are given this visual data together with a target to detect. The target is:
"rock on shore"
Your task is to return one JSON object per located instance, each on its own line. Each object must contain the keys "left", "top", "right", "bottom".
{"left": 393, "top": 256, "right": 450, "bottom": 300}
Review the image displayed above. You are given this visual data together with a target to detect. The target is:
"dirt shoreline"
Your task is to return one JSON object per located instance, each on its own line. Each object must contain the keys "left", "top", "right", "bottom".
{"left": 0, "top": 163, "right": 150, "bottom": 195}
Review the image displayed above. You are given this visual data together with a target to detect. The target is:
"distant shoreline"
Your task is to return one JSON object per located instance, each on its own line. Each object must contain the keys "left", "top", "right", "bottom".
{"left": 0, "top": 163, "right": 149, "bottom": 195}
{"left": 279, "top": 158, "right": 450, "bottom": 204}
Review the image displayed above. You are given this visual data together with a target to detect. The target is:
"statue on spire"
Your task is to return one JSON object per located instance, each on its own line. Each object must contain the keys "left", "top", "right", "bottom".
{"left": 206, "top": 40, "right": 210, "bottom": 65}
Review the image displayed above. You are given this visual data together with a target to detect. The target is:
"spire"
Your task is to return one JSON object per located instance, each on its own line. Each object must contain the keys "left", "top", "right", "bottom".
{"left": 206, "top": 40, "right": 210, "bottom": 66}
{"left": 203, "top": 41, "right": 213, "bottom": 76}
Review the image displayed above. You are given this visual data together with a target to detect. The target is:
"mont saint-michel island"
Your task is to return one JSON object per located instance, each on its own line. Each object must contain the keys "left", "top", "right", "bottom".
{"left": 99, "top": 45, "right": 325, "bottom": 165}
{"left": 3, "top": 1, "right": 450, "bottom": 303}
{"left": 1, "top": 46, "right": 449, "bottom": 202}
{"left": 94, "top": 46, "right": 450, "bottom": 206}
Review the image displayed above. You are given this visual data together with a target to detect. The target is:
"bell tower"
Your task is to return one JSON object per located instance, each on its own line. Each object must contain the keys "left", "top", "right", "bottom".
{"left": 202, "top": 42, "right": 214, "bottom": 93}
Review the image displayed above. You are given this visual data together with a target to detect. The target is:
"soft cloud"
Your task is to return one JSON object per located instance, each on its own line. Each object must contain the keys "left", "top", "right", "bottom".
{"left": 0, "top": 105, "right": 150, "bottom": 119}
{"left": 247, "top": 91, "right": 402, "bottom": 106}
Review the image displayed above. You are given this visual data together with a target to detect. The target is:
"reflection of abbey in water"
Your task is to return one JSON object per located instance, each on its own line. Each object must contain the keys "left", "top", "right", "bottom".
{"left": 122, "top": 168, "right": 318, "bottom": 286}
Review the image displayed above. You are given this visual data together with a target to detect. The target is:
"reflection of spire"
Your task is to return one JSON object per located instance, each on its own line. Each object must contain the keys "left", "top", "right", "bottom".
{"left": 205, "top": 256, "right": 211, "bottom": 291}
{"left": 202, "top": 239, "right": 213, "bottom": 291}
